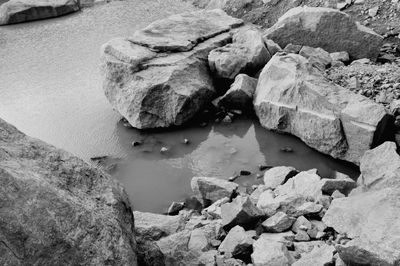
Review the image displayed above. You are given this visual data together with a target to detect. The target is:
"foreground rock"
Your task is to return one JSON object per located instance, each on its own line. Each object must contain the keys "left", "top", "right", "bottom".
{"left": 0, "top": 118, "right": 137, "bottom": 265}
{"left": 323, "top": 142, "right": 400, "bottom": 265}
{"left": 264, "top": 6, "right": 383, "bottom": 60}
{"left": 101, "top": 10, "right": 243, "bottom": 129}
{"left": 251, "top": 233, "right": 291, "bottom": 266}
{"left": 254, "top": 52, "right": 389, "bottom": 164}
{"left": 191, "top": 176, "right": 238, "bottom": 206}
{"left": 0, "top": 0, "right": 80, "bottom": 25}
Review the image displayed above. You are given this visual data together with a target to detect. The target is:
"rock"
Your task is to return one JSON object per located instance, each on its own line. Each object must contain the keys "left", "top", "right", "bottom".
{"left": 101, "top": 10, "right": 243, "bottom": 129}
{"left": 368, "top": 6, "right": 379, "bottom": 17}
{"left": 263, "top": 166, "right": 297, "bottom": 190}
{"left": 191, "top": 176, "right": 238, "bottom": 206}
{"left": 254, "top": 52, "right": 389, "bottom": 164}
{"left": 209, "top": 26, "right": 271, "bottom": 79}
{"left": 0, "top": 118, "right": 137, "bottom": 265}
{"left": 256, "top": 189, "right": 280, "bottom": 216}
{"left": 167, "top": 201, "right": 185, "bottom": 215}
{"left": 264, "top": 39, "right": 282, "bottom": 56}
{"left": 293, "top": 241, "right": 325, "bottom": 254}
{"left": 0, "top": 0, "right": 80, "bottom": 25}
{"left": 262, "top": 211, "right": 295, "bottom": 233}
{"left": 299, "top": 46, "right": 332, "bottom": 71}
{"left": 221, "top": 195, "right": 263, "bottom": 229}
{"left": 291, "top": 216, "right": 312, "bottom": 234}
{"left": 330, "top": 51, "right": 350, "bottom": 63}
{"left": 320, "top": 173, "right": 356, "bottom": 195}
{"left": 283, "top": 43, "right": 302, "bottom": 54}
{"left": 294, "top": 230, "right": 310, "bottom": 242}
{"left": 206, "top": 0, "right": 253, "bottom": 12}
{"left": 251, "top": 234, "right": 292, "bottom": 266}
{"left": 218, "top": 74, "right": 258, "bottom": 111}
{"left": 218, "top": 225, "right": 253, "bottom": 258}
{"left": 290, "top": 202, "right": 323, "bottom": 217}
{"left": 188, "top": 228, "right": 209, "bottom": 252}
{"left": 264, "top": 7, "right": 383, "bottom": 60}
{"left": 331, "top": 190, "right": 345, "bottom": 198}
{"left": 249, "top": 185, "right": 269, "bottom": 205}
{"left": 202, "top": 197, "right": 230, "bottom": 219}
{"left": 257, "top": 231, "right": 295, "bottom": 248}
{"left": 358, "top": 141, "right": 400, "bottom": 190}
{"left": 199, "top": 250, "right": 218, "bottom": 265}
{"left": 292, "top": 244, "right": 335, "bottom": 266}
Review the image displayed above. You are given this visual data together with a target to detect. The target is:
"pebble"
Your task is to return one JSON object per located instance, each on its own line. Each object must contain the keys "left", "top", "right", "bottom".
{"left": 240, "top": 170, "right": 251, "bottom": 176}
{"left": 160, "top": 147, "right": 169, "bottom": 153}
{"left": 183, "top": 138, "right": 190, "bottom": 144}
{"left": 280, "top": 147, "right": 294, "bottom": 152}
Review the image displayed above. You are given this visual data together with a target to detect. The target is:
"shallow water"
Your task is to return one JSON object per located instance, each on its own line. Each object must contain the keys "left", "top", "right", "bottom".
{"left": 0, "top": 0, "right": 358, "bottom": 213}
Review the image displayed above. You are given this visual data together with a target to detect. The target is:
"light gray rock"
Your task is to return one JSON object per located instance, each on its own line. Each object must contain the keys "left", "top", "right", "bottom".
{"left": 209, "top": 26, "right": 271, "bottom": 79}
{"left": 331, "top": 190, "right": 345, "bottom": 198}
{"left": 0, "top": 0, "right": 80, "bottom": 25}
{"left": 330, "top": 51, "right": 350, "bottom": 63}
{"left": 257, "top": 231, "right": 295, "bottom": 248}
{"left": 254, "top": 52, "right": 389, "bottom": 164}
{"left": 188, "top": 228, "right": 210, "bottom": 252}
{"left": 218, "top": 225, "right": 253, "bottom": 258}
{"left": 0, "top": 118, "right": 137, "bottom": 265}
{"left": 249, "top": 185, "right": 269, "bottom": 205}
{"left": 293, "top": 241, "right": 325, "bottom": 254}
{"left": 292, "top": 216, "right": 312, "bottom": 234}
{"left": 218, "top": 74, "right": 258, "bottom": 110}
{"left": 251, "top": 234, "right": 292, "bottom": 266}
{"left": 262, "top": 212, "right": 295, "bottom": 233}
{"left": 221, "top": 195, "right": 263, "bottom": 229}
{"left": 292, "top": 244, "right": 335, "bottom": 266}
{"left": 256, "top": 189, "right": 280, "bottom": 216}
{"left": 264, "top": 38, "right": 282, "bottom": 56}
{"left": 101, "top": 10, "right": 243, "bottom": 129}
{"left": 167, "top": 201, "right": 185, "bottom": 215}
{"left": 191, "top": 176, "right": 238, "bottom": 206}
{"left": 294, "top": 230, "right": 310, "bottom": 242}
{"left": 320, "top": 173, "right": 356, "bottom": 195}
{"left": 290, "top": 202, "right": 323, "bottom": 217}
{"left": 264, "top": 6, "right": 383, "bottom": 60}
{"left": 299, "top": 46, "right": 332, "bottom": 71}
{"left": 206, "top": 0, "right": 253, "bottom": 11}
{"left": 263, "top": 166, "right": 297, "bottom": 190}
{"left": 202, "top": 197, "right": 230, "bottom": 219}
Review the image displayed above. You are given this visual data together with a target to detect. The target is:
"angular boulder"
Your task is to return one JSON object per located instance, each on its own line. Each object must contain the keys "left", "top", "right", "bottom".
{"left": 218, "top": 225, "right": 253, "bottom": 258}
{"left": 263, "top": 166, "right": 297, "bottom": 190}
{"left": 0, "top": 0, "right": 80, "bottom": 25}
{"left": 254, "top": 52, "right": 389, "bottom": 164}
{"left": 261, "top": 211, "right": 295, "bottom": 233}
{"left": 101, "top": 10, "right": 244, "bottom": 129}
{"left": 299, "top": 46, "right": 332, "bottom": 71}
{"left": 191, "top": 176, "right": 238, "bottom": 206}
{"left": 320, "top": 173, "right": 356, "bottom": 195}
{"left": 263, "top": 7, "right": 383, "bottom": 60}
{"left": 251, "top": 234, "right": 292, "bottom": 266}
{"left": 221, "top": 195, "right": 263, "bottom": 229}
{"left": 0, "top": 118, "right": 137, "bottom": 265}
{"left": 292, "top": 244, "right": 335, "bottom": 266}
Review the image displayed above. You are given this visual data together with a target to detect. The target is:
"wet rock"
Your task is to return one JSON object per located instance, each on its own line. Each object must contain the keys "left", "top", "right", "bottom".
{"left": 0, "top": 0, "right": 80, "bottom": 25}
{"left": 294, "top": 230, "right": 310, "bottom": 242}
{"left": 218, "top": 74, "right": 258, "bottom": 111}
{"left": 292, "top": 244, "right": 335, "bottom": 266}
{"left": 251, "top": 234, "right": 292, "bottom": 266}
{"left": 263, "top": 166, "right": 297, "bottom": 190}
{"left": 218, "top": 225, "right": 253, "bottom": 259}
{"left": 167, "top": 201, "right": 185, "bottom": 215}
{"left": 264, "top": 6, "right": 383, "bottom": 60}
{"left": 320, "top": 173, "right": 356, "bottom": 195}
{"left": 0, "top": 118, "right": 137, "bottom": 265}
{"left": 101, "top": 10, "right": 243, "bottom": 129}
{"left": 221, "top": 195, "right": 263, "bottom": 229}
{"left": 191, "top": 176, "right": 238, "bottom": 206}
{"left": 240, "top": 170, "right": 251, "bottom": 176}
{"left": 330, "top": 51, "right": 350, "bottom": 63}
{"left": 209, "top": 26, "right": 271, "bottom": 79}
{"left": 291, "top": 216, "right": 312, "bottom": 234}
{"left": 254, "top": 52, "right": 388, "bottom": 164}
{"left": 261, "top": 211, "right": 295, "bottom": 233}
{"left": 299, "top": 46, "right": 332, "bottom": 71}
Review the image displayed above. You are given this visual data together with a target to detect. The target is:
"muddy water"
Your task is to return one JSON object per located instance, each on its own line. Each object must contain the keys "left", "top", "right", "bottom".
{"left": 0, "top": 0, "right": 358, "bottom": 213}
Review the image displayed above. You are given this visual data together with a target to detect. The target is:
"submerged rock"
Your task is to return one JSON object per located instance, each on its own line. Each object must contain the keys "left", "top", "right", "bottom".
{"left": 264, "top": 6, "right": 383, "bottom": 60}
{"left": 101, "top": 10, "right": 243, "bottom": 129}
{"left": 254, "top": 52, "right": 389, "bottom": 164}
{"left": 0, "top": 118, "right": 137, "bottom": 265}
{"left": 0, "top": 0, "right": 80, "bottom": 25}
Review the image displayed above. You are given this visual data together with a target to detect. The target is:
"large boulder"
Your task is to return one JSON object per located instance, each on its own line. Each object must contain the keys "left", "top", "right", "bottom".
{"left": 0, "top": 118, "right": 137, "bottom": 265}
{"left": 0, "top": 0, "right": 80, "bottom": 25}
{"left": 263, "top": 6, "right": 383, "bottom": 60}
{"left": 323, "top": 142, "right": 400, "bottom": 265}
{"left": 254, "top": 52, "right": 389, "bottom": 164}
{"left": 101, "top": 10, "right": 244, "bottom": 129}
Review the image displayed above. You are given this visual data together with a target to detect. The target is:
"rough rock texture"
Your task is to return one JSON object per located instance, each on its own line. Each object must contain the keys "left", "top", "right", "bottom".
{"left": 208, "top": 26, "right": 271, "bottom": 79}
{"left": 251, "top": 233, "right": 291, "bottom": 266}
{"left": 191, "top": 176, "right": 238, "bottom": 206}
{"left": 323, "top": 143, "right": 400, "bottom": 266}
{"left": 299, "top": 46, "right": 332, "bottom": 71}
{"left": 0, "top": 118, "right": 137, "bottom": 265}
{"left": 0, "top": 0, "right": 80, "bottom": 25}
{"left": 221, "top": 195, "right": 263, "bottom": 229}
{"left": 320, "top": 173, "right": 356, "bottom": 195}
{"left": 292, "top": 244, "right": 335, "bottom": 266}
{"left": 263, "top": 6, "right": 383, "bottom": 60}
{"left": 217, "top": 74, "right": 258, "bottom": 110}
{"left": 101, "top": 10, "right": 243, "bottom": 129}
{"left": 218, "top": 225, "right": 253, "bottom": 258}
{"left": 263, "top": 166, "right": 297, "bottom": 190}
{"left": 254, "top": 52, "right": 389, "bottom": 164}
{"left": 261, "top": 211, "right": 295, "bottom": 233}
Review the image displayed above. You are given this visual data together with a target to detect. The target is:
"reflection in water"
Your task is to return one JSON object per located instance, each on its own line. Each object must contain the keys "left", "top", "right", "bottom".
{"left": 0, "top": 0, "right": 359, "bottom": 213}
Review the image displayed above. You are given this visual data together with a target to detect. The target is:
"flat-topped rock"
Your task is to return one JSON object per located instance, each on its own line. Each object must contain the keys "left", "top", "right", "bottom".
{"left": 264, "top": 6, "right": 383, "bottom": 60}
{"left": 0, "top": 0, "right": 80, "bottom": 25}
{"left": 129, "top": 9, "right": 243, "bottom": 52}
{"left": 254, "top": 52, "right": 389, "bottom": 164}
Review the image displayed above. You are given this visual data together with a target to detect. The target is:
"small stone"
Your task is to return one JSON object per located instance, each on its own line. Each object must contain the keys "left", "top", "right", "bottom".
{"left": 240, "top": 170, "right": 251, "bottom": 176}
{"left": 292, "top": 216, "right": 312, "bottom": 233}
{"left": 368, "top": 6, "right": 379, "bottom": 17}
{"left": 331, "top": 190, "right": 345, "bottom": 198}
{"left": 160, "top": 147, "right": 169, "bottom": 153}
{"left": 228, "top": 175, "right": 240, "bottom": 182}
{"left": 295, "top": 230, "right": 310, "bottom": 242}
{"left": 222, "top": 115, "right": 233, "bottom": 123}
{"left": 221, "top": 195, "right": 263, "bottom": 229}
{"left": 251, "top": 234, "right": 292, "bottom": 265}
{"left": 280, "top": 146, "right": 294, "bottom": 152}
{"left": 262, "top": 212, "right": 295, "bottom": 233}
{"left": 202, "top": 197, "right": 230, "bottom": 219}
{"left": 263, "top": 166, "right": 297, "bottom": 190}
{"left": 191, "top": 177, "right": 238, "bottom": 206}
{"left": 183, "top": 138, "right": 190, "bottom": 144}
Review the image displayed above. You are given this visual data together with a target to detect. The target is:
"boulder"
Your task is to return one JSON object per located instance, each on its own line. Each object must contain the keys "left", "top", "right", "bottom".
{"left": 0, "top": 0, "right": 80, "bottom": 25}
{"left": 249, "top": 185, "right": 269, "bottom": 205}
{"left": 251, "top": 234, "right": 292, "bottom": 266}
{"left": 218, "top": 225, "right": 253, "bottom": 258}
{"left": 101, "top": 10, "right": 244, "bottom": 129}
{"left": 202, "top": 197, "right": 230, "bottom": 219}
{"left": 292, "top": 244, "right": 335, "bottom": 266}
{"left": 264, "top": 39, "right": 282, "bottom": 56}
{"left": 191, "top": 176, "right": 238, "bottom": 206}
{"left": 291, "top": 216, "right": 312, "bottom": 234}
{"left": 257, "top": 231, "right": 295, "bottom": 248}
{"left": 294, "top": 230, "right": 310, "bottom": 242}
{"left": 208, "top": 26, "right": 271, "bottom": 79}
{"left": 0, "top": 118, "right": 137, "bottom": 265}
{"left": 299, "top": 46, "right": 332, "bottom": 71}
{"left": 261, "top": 211, "right": 295, "bottom": 233}
{"left": 217, "top": 74, "right": 258, "bottom": 110}
{"left": 320, "top": 173, "right": 356, "bottom": 195}
{"left": 293, "top": 241, "right": 325, "bottom": 254}
{"left": 256, "top": 189, "right": 280, "bottom": 216}
{"left": 263, "top": 166, "right": 297, "bottom": 190}
{"left": 263, "top": 7, "right": 383, "bottom": 60}
{"left": 254, "top": 52, "right": 389, "bottom": 164}
{"left": 221, "top": 195, "right": 263, "bottom": 229}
